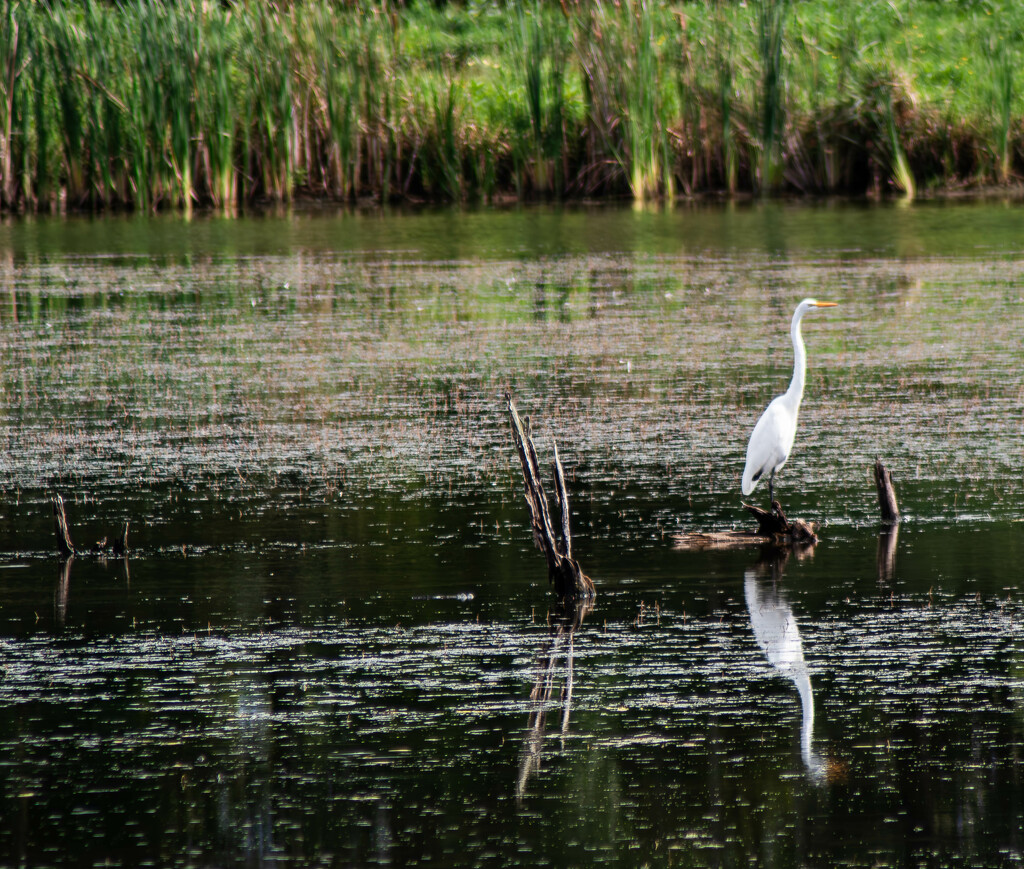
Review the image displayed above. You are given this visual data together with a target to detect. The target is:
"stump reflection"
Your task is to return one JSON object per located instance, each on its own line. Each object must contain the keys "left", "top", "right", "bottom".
{"left": 516, "top": 598, "right": 593, "bottom": 799}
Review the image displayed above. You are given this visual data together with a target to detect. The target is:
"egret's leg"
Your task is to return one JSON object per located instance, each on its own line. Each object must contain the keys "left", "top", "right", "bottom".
{"left": 768, "top": 471, "right": 775, "bottom": 506}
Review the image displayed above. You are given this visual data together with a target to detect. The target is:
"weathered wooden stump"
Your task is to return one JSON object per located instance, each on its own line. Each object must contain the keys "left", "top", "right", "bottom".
{"left": 506, "top": 392, "right": 594, "bottom": 601}
{"left": 51, "top": 494, "right": 130, "bottom": 559}
{"left": 52, "top": 494, "right": 75, "bottom": 559}
{"left": 873, "top": 458, "right": 900, "bottom": 581}
{"left": 742, "top": 500, "right": 818, "bottom": 544}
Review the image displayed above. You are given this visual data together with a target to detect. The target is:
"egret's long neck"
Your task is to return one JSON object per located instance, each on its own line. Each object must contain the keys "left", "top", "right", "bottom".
{"left": 785, "top": 310, "right": 808, "bottom": 407}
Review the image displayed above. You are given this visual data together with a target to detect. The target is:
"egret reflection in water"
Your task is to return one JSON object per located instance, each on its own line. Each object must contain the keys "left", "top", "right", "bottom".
{"left": 744, "top": 558, "right": 825, "bottom": 781}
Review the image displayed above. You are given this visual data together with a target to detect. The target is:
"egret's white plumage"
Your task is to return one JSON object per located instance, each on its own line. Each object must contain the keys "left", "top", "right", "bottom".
{"left": 741, "top": 298, "right": 837, "bottom": 501}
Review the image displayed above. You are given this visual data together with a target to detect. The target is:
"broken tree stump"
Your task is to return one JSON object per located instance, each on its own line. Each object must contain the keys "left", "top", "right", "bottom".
{"left": 52, "top": 495, "right": 75, "bottom": 559}
{"left": 873, "top": 458, "right": 900, "bottom": 524}
{"left": 506, "top": 392, "right": 595, "bottom": 601}
{"left": 743, "top": 500, "right": 818, "bottom": 544}
{"left": 51, "top": 493, "right": 130, "bottom": 559}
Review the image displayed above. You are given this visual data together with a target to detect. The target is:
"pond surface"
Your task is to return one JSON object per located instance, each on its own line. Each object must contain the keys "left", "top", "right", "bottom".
{"left": 1, "top": 201, "right": 1024, "bottom": 866}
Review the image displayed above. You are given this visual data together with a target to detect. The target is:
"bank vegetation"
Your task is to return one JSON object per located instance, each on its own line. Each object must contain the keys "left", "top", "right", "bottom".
{"left": 0, "top": 0, "right": 1021, "bottom": 213}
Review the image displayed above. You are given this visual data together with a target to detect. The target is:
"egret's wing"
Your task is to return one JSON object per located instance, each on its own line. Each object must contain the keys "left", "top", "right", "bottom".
{"left": 741, "top": 398, "right": 794, "bottom": 495}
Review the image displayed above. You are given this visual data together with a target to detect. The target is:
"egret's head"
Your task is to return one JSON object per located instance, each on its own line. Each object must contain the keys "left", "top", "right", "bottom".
{"left": 795, "top": 298, "right": 838, "bottom": 320}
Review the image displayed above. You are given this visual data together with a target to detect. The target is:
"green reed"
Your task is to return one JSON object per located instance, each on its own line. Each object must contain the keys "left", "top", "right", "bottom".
{"left": 198, "top": 7, "right": 238, "bottom": 212}
{"left": 712, "top": 1, "right": 738, "bottom": 194}
{"left": 625, "top": 0, "right": 673, "bottom": 201}
{"left": 0, "top": 0, "right": 20, "bottom": 207}
{"left": 358, "top": 6, "right": 399, "bottom": 200}
{"left": 756, "top": 0, "right": 788, "bottom": 193}
{"left": 21, "top": 8, "right": 45, "bottom": 207}
{"left": 421, "top": 63, "right": 463, "bottom": 201}
{"left": 241, "top": 5, "right": 293, "bottom": 202}
{"left": 572, "top": 0, "right": 675, "bottom": 201}
{"left": 46, "top": 2, "right": 86, "bottom": 206}
{"left": 307, "top": 4, "right": 359, "bottom": 199}
{"left": 983, "top": 14, "right": 1018, "bottom": 185}
{"left": 509, "top": 1, "right": 570, "bottom": 195}
{"left": 0, "top": 0, "right": 1021, "bottom": 213}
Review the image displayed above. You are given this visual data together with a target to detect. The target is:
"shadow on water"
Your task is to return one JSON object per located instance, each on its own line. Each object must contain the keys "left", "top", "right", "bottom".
{"left": 743, "top": 547, "right": 826, "bottom": 783}
{"left": 515, "top": 598, "right": 594, "bottom": 799}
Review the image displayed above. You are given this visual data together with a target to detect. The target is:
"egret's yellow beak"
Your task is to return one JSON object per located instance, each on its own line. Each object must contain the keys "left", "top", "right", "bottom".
{"left": 813, "top": 301, "right": 838, "bottom": 307}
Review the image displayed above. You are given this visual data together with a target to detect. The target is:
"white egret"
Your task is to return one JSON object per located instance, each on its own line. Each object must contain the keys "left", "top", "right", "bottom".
{"left": 741, "top": 298, "right": 837, "bottom": 505}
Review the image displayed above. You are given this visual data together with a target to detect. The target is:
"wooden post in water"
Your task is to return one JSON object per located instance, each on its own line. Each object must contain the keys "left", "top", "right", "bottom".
{"left": 506, "top": 392, "right": 595, "bottom": 601}
{"left": 873, "top": 458, "right": 900, "bottom": 524}
{"left": 873, "top": 458, "right": 900, "bottom": 582}
{"left": 112, "top": 520, "right": 131, "bottom": 557}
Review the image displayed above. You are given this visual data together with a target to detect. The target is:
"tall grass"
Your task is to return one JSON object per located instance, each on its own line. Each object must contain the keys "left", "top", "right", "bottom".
{"left": 0, "top": 0, "right": 1021, "bottom": 213}
{"left": 242, "top": 5, "right": 293, "bottom": 203}
{"left": 198, "top": 8, "right": 238, "bottom": 212}
{"left": 416, "top": 59, "right": 464, "bottom": 201}
{"left": 878, "top": 82, "right": 915, "bottom": 199}
{"left": 0, "top": 0, "right": 16, "bottom": 206}
{"left": 307, "top": 4, "right": 358, "bottom": 200}
{"left": 756, "top": 0, "right": 788, "bottom": 193}
{"left": 507, "top": 1, "right": 571, "bottom": 195}
{"left": 983, "top": 11, "right": 1019, "bottom": 185}
{"left": 624, "top": 1, "right": 674, "bottom": 201}
{"left": 712, "top": 1, "right": 738, "bottom": 194}
{"left": 573, "top": 0, "right": 676, "bottom": 201}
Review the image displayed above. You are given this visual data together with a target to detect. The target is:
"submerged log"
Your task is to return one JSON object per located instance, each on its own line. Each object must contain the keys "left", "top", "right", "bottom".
{"left": 679, "top": 461, "right": 901, "bottom": 552}
{"left": 873, "top": 458, "right": 900, "bottom": 524}
{"left": 674, "top": 501, "right": 817, "bottom": 551}
{"left": 673, "top": 529, "right": 769, "bottom": 550}
{"left": 506, "top": 392, "right": 595, "bottom": 601}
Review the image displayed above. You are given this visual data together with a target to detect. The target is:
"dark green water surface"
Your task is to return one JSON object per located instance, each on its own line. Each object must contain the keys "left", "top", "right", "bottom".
{"left": 1, "top": 201, "right": 1023, "bottom": 866}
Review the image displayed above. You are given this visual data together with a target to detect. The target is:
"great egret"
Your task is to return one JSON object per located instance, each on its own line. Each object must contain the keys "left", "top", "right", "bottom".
{"left": 741, "top": 298, "right": 837, "bottom": 504}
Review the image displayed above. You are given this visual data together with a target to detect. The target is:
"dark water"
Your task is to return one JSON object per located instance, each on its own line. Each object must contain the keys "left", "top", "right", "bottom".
{"left": 1, "top": 201, "right": 1024, "bottom": 866}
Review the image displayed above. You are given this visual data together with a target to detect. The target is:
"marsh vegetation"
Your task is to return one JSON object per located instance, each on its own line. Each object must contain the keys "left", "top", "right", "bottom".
{"left": 2, "top": 0, "right": 1023, "bottom": 212}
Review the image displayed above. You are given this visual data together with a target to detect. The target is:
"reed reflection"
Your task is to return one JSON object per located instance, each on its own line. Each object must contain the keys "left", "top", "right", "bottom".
{"left": 743, "top": 552, "right": 824, "bottom": 782}
{"left": 516, "top": 598, "right": 592, "bottom": 799}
